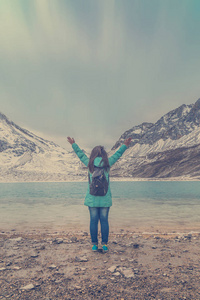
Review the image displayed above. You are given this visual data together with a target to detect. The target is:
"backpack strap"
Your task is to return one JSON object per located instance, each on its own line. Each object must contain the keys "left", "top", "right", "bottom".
{"left": 88, "top": 172, "right": 91, "bottom": 184}
{"left": 88, "top": 167, "right": 109, "bottom": 184}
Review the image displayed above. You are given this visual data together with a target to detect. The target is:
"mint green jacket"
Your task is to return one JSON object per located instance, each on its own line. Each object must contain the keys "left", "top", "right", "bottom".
{"left": 72, "top": 143, "right": 127, "bottom": 207}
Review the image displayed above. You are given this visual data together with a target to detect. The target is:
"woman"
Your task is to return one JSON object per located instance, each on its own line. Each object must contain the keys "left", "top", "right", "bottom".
{"left": 67, "top": 136, "right": 132, "bottom": 252}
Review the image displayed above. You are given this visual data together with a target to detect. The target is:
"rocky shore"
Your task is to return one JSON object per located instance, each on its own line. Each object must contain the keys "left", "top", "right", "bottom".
{"left": 0, "top": 230, "right": 200, "bottom": 299}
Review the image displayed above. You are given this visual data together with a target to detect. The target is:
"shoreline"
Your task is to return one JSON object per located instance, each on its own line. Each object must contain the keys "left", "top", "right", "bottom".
{"left": 1, "top": 228, "right": 200, "bottom": 299}
{"left": 0, "top": 176, "right": 200, "bottom": 183}
{"left": 1, "top": 225, "right": 200, "bottom": 237}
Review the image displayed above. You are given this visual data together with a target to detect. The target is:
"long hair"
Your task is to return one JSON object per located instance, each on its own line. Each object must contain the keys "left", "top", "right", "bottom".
{"left": 88, "top": 146, "right": 110, "bottom": 173}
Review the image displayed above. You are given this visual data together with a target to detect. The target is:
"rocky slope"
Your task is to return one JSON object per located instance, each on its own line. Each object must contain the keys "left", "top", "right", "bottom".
{"left": 110, "top": 98, "right": 200, "bottom": 179}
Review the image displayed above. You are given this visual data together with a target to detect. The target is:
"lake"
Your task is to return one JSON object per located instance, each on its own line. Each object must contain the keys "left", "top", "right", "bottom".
{"left": 0, "top": 181, "right": 200, "bottom": 233}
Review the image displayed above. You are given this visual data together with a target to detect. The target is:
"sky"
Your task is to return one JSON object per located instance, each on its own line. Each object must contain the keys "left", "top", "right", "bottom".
{"left": 1, "top": 0, "right": 200, "bottom": 151}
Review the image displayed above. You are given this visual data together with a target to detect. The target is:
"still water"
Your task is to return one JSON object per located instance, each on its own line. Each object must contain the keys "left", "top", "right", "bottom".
{"left": 0, "top": 181, "right": 200, "bottom": 232}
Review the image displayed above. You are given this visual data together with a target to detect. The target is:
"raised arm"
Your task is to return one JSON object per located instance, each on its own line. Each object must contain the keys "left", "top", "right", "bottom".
{"left": 109, "top": 137, "right": 132, "bottom": 167}
{"left": 67, "top": 137, "right": 89, "bottom": 167}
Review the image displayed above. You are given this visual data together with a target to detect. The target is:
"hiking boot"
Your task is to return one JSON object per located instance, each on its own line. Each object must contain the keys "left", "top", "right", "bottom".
{"left": 102, "top": 244, "right": 108, "bottom": 252}
{"left": 92, "top": 245, "right": 98, "bottom": 252}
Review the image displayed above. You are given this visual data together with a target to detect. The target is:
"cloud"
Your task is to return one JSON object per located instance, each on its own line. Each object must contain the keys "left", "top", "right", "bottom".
{"left": 0, "top": 0, "right": 200, "bottom": 150}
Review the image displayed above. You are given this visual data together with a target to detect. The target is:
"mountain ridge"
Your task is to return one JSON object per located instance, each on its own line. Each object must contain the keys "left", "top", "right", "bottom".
{"left": 0, "top": 112, "right": 86, "bottom": 182}
{"left": 1, "top": 98, "right": 200, "bottom": 181}
{"left": 110, "top": 98, "right": 200, "bottom": 179}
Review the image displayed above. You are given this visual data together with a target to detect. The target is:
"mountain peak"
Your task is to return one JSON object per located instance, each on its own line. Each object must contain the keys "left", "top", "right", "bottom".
{"left": 194, "top": 98, "right": 200, "bottom": 109}
{"left": 113, "top": 98, "right": 200, "bottom": 149}
{"left": 0, "top": 112, "right": 8, "bottom": 121}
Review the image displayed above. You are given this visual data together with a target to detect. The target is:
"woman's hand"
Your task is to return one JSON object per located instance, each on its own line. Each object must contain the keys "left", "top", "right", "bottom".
{"left": 67, "top": 137, "right": 75, "bottom": 145}
{"left": 124, "top": 137, "right": 132, "bottom": 147}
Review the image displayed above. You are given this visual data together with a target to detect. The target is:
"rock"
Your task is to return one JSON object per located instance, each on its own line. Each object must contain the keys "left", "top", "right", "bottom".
{"left": 20, "top": 284, "right": 35, "bottom": 290}
{"left": 120, "top": 268, "right": 135, "bottom": 278}
{"left": 75, "top": 256, "right": 88, "bottom": 262}
{"left": 108, "top": 266, "right": 117, "bottom": 273}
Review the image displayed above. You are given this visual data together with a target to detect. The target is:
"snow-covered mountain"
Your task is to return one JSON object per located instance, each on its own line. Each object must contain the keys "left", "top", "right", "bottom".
{"left": 1, "top": 98, "right": 200, "bottom": 182}
{"left": 110, "top": 98, "right": 200, "bottom": 179}
{"left": 0, "top": 112, "right": 87, "bottom": 182}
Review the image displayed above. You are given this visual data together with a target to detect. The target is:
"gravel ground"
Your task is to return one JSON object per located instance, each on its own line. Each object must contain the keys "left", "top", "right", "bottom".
{"left": 0, "top": 230, "right": 200, "bottom": 300}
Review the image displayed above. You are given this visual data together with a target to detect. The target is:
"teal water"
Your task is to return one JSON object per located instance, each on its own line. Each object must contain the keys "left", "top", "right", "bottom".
{"left": 0, "top": 181, "right": 200, "bottom": 232}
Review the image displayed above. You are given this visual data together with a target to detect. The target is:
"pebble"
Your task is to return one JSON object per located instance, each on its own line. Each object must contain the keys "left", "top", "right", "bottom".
{"left": 113, "top": 272, "right": 120, "bottom": 276}
{"left": 55, "top": 280, "right": 62, "bottom": 284}
{"left": 36, "top": 245, "right": 45, "bottom": 250}
{"left": 74, "top": 285, "right": 82, "bottom": 290}
{"left": 82, "top": 232, "right": 88, "bottom": 236}
{"left": 0, "top": 267, "right": 6, "bottom": 271}
{"left": 53, "top": 238, "right": 63, "bottom": 244}
{"left": 132, "top": 243, "right": 140, "bottom": 248}
{"left": 13, "top": 266, "right": 21, "bottom": 270}
{"left": 20, "top": 283, "right": 35, "bottom": 290}
{"left": 71, "top": 237, "right": 78, "bottom": 243}
{"left": 31, "top": 254, "right": 39, "bottom": 258}
{"left": 49, "top": 264, "right": 57, "bottom": 269}
{"left": 9, "top": 237, "right": 22, "bottom": 242}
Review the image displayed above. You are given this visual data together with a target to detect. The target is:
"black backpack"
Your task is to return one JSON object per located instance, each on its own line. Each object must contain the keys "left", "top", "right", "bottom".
{"left": 88, "top": 167, "right": 109, "bottom": 196}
